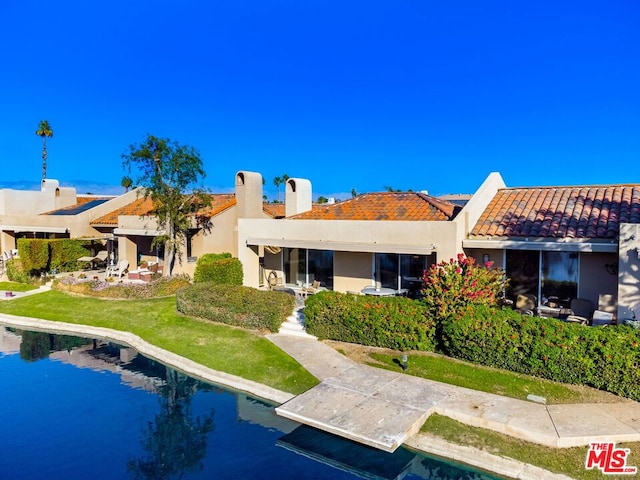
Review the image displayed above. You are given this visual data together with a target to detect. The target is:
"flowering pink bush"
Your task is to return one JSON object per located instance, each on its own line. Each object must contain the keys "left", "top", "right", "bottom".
{"left": 422, "top": 253, "right": 506, "bottom": 320}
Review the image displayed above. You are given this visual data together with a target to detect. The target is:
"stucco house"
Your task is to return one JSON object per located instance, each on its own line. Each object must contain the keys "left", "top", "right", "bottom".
{"left": 236, "top": 171, "right": 503, "bottom": 293}
{"left": 463, "top": 182, "right": 640, "bottom": 322}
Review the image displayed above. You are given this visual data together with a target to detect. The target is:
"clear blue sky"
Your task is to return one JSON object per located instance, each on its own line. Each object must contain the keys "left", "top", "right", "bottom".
{"left": 1, "top": 1, "right": 638, "bottom": 199}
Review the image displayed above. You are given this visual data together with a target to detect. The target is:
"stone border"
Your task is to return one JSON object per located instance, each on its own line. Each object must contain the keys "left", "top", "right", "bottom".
{"left": 0, "top": 313, "right": 294, "bottom": 405}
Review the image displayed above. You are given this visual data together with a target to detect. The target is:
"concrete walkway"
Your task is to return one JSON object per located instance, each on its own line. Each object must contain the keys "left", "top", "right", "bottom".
{"left": 269, "top": 332, "right": 640, "bottom": 478}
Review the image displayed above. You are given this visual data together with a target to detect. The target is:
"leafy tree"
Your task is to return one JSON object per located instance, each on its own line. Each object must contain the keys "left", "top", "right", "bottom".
{"left": 35, "top": 120, "right": 53, "bottom": 182}
{"left": 121, "top": 175, "right": 133, "bottom": 192}
{"left": 351, "top": 188, "right": 357, "bottom": 198}
{"left": 317, "top": 196, "right": 328, "bottom": 204}
{"left": 122, "top": 135, "right": 211, "bottom": 276}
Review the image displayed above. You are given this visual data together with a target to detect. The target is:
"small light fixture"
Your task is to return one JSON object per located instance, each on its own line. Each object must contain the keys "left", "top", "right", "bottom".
{"left": 483, "top": 254, "right": 490, "bottom": 264}
{"left": 401, "top": 353, "right": 408, "bottom": 371}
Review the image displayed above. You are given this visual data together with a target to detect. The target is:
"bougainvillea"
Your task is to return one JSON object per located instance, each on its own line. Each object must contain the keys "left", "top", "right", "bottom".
{"left": 421, "top": 253, "right": 506, "bottom": 321}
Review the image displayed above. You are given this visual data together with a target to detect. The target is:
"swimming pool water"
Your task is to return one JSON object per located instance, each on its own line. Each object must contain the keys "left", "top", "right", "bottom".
{"left": 0, "top": 327, "right": 505, "bottom": 480}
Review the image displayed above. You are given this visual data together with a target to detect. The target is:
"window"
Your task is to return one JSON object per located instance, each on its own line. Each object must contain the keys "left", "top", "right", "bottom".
{"left": 375, "top": 253, "right": 430, "bottom": 292}
{"left": 283, "top": 248, "right": 334, "bottom": 289}
{"left": 506, "top": 250, "right": 578, "bottom": 307}
{"left": 541, "top": 252, "right": 578, "bottom": 306}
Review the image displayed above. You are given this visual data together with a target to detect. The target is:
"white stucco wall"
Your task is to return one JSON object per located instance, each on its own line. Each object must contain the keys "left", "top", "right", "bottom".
{"left": 618, "top": 223, "right": 640, "bottom": 321}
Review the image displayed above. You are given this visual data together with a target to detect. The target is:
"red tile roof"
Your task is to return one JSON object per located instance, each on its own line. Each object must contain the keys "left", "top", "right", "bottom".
{"left": 291, "top": 192, "right": 460, "bottom": 221}
{"left": 471, "top": 185, "right": 640, "bottom": 239}
{"left": 90, "top": 194, "right": 285, "bottom": 226}
{"left": 262, "top": 203, "right": 286, "bottom": 218}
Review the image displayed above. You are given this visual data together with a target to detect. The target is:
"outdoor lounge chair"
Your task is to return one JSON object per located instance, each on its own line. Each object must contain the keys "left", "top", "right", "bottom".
{"left": 565, "top": 298, "right": 594, "bottom": 325}
{"left": 106, "top": 259, "right": 129, "bottom": 278}
{"left": 77, "top": 250, "right": 109, "bottom": 269}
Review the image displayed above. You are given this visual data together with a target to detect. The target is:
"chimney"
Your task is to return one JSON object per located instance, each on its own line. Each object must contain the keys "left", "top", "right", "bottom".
{"left": 235, "top": 171, "right": 264, "bottom": 218}
{"left": 285, "top": 178, "right": 312, "bottom": 217}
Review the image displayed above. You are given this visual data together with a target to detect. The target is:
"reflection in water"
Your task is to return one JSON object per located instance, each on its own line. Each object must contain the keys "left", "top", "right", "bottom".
{"left": 0, "top": 326, "right": 505, "bottom": 480}
{"left": 128, "top": 368, "right": 215, "bottom": 480}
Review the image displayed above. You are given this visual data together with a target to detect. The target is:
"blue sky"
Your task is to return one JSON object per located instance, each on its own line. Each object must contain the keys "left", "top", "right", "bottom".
{"left": 1, "top": 1, "right": 638, "bottom": 200}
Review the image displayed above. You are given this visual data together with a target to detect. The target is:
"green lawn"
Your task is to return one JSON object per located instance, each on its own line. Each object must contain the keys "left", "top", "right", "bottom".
{"left": 0, "top": 290, "right": 318, "bottom": 395}
{"left": 0, "top": 281, "right": 39, "bottom": 292}
{"left": 422, "top": 414, "right": 640, "bottom": 480}
{"left": 366, "top": 350, "right": 619, "bottom": 404}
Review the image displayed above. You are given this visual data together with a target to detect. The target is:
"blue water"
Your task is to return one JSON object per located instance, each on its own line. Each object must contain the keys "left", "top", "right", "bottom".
{"left": 0, "top": 327, "right": 505, "bottom": 480}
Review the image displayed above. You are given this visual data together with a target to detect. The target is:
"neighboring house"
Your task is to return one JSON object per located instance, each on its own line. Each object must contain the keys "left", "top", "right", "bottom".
{"left": 236, "top": 171, "right": 503, "bottom": 293}
{"left": 0, "top": 176, "right": 283, "bottom": 278}
{"left": 0, "top": 179, "right": 137, "bottom": 256}
{"left": 464, "top": 182, "right": 640, "bottom": 321}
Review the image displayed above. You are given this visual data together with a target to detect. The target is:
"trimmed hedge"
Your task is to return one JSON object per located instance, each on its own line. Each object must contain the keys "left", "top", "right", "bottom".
{"left": 193, "top": 253, "right": 243, "bottom": 285}
{"left": 176, "top": 283, "right": 294, "bottom": 333}
{"left": 16, "top": 238, "right": 92, "bottom": 276}
{"left": 441, "top": 304, "right": 640, "bottom": 401}
{"left": 304, "top": 291, "right": 436, "bottom": 351}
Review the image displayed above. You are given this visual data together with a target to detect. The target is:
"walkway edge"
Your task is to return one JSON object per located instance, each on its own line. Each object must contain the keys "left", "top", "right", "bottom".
{"left": 0, "top": 313, "right": 295, "bottom": 406}
{"left": 405, "top": 434, "right": 575, "bottom": 480}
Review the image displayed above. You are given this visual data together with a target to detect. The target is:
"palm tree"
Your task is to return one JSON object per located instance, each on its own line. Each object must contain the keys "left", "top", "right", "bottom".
{"left": 273, "top": 176, "right": 282, "bottom": 202}
{"left": 121, "top": 175, "right": 133, "bottom": 192}
{"left": 36, "top": 120, "right": 53, "bottom": 182}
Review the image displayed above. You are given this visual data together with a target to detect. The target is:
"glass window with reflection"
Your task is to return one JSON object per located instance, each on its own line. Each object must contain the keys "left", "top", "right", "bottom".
{"left": 541, "top": 252, "right": 578, "bottom": 307}
{"left": 505, "top": 250, "right": 540, "bottom": 302}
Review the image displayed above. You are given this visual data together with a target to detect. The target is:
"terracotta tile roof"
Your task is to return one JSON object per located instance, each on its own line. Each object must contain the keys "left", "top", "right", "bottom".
{"left": 263, "top": 203, "right": 286, "bottom": 218}
{"left": 90, "top": 194, "right": 236, "bottom": 226}
{"left": 290, "top": 192, "right": 460, "bottom": 221}
{"left": 471, "top": 185, "right": 640, "bottom": 239}
{"left": 91, "top": 194, "right": 285, "bottom": 226}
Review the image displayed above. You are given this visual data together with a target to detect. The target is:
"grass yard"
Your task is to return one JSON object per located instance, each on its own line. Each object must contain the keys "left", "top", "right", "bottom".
{"left": 0, "top": 281, "right": 39, "bottom": 292}
{"left": 422, "top": 414, "right": 640, "bottom": 480}
{"left": 0, "top": 290, "right": 318, "bottom": 395}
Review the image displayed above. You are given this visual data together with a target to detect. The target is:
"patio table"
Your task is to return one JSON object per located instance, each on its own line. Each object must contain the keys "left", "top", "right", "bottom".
{"left": 361, "top": 287, "right": 396, "bottom": 297}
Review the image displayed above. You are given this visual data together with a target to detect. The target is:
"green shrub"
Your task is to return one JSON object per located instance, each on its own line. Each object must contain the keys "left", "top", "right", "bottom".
{"left": 304, "top": 291, "right": 436, "bottom": 351}
{"left": 16, "top": 238, "right": 92, "bottom": 276}
{"left": 5, "top": 259, "right": 30, "bottom": 284}
{"left": 176, "top": 283, "right": 294, "bottom": 332}
{"left": 422, "top": 253, "right": 506, "bottom": 324}
{"left": 193, "top": 253, "right": 243, "bottom": 285}
{"left": 49, "top": 239, "right": 92, "bottom": 272}
{"left": 442, "top": 304, "right": 640, "bottom": 401}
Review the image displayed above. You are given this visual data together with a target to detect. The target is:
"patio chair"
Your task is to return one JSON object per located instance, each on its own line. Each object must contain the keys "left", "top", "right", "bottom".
{"left": 514, "top": 294, "right": 537, "bottom": 315}
{"left": 77, "top": 250, "right": 109, "bottom": 269}
{"left": 106, "top": 259, "right": 129, "bottom": 278}
{"left": 590, "top": 294, "right": 617, "bottom": 326}
{"left": 302, "top": 280, "right": 321, "bottom": 295}
{"left": 565, "top": 298, "right": 594, "bottom": 325}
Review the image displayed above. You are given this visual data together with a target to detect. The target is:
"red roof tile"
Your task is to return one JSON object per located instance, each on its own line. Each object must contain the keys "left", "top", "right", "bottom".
{"left": 91, "top": 194, "right": 285, "bottom": 226}
{"left": 291, "top": 192, "right": 460, "bottom": 221}
{"left": 471, "top": 185, "right": 640, "bottom": 239}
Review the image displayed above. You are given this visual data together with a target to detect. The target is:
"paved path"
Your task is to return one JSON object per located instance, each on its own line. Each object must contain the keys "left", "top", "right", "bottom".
{"left": 268, "top": 334, "right": 640, "bottom": 456}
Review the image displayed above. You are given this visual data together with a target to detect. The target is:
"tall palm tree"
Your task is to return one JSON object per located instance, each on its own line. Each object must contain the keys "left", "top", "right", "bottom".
{"left": 273, "top": 176, "right": 282, "bottom": 202}
{"left": 35, "top": 120, "right": 53, "bottom": 182}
